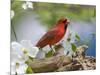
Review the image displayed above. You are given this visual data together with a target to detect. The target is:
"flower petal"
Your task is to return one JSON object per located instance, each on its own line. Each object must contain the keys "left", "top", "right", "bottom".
{"left": 16, "top": 64, "right": 28, "bottom": 74}
{"left": 22, "top": 3, "right": 27, "bottom": 10}
{"left": 20, "top": 40, "right": 33, "bottom": 49}
{"left": 11, "top": 10, "right": 14, "bottom": 19}
{"left": 70, "top": 32, "right": 76, "bottom": 43}
{"left": 11, "top": 42, "right": 28, "bottom": 63}
{"left": 35, "top": 50, "right": 45, "bottom": 59}
{"left": 11, "top": 62, "right": 16, "bottom": 75}
{"left": 28, "top": 47, "right": 39, "bottom": 58}
{"left": 11, "top": 42, "right": 23, "bottom": 55}
{"left": 26, "top": 2, "right": 33, "bottom": 9}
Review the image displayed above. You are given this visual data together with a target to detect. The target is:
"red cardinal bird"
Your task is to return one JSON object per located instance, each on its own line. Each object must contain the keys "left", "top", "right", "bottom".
{"left": 36, "top": 18, "right": 70, "bottom": 51}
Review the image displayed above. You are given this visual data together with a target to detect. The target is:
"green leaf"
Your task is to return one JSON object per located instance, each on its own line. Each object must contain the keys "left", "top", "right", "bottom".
{"left": 25, "top": 59, "right": 32, "bottom": 65}
{"left": 29, "top": 56, "right": 34, "bottom": 61}
{"left": 45, "top": 50, "right": 53, "bottom": 58}
{"left": 25, "top": 56, "right": 34, "bottom": 65}
{"left": 71, "top": 43, "right": 77, "bottom": 52}
{"left": 67, "top": 38, "right": 71, "bottom": 42}
{"left": 26, "top": 66, "right": 33, "bottom": 74}
{"left": 75, "top": 34, "right": 80, "bottom": 41}
{"left": 15, "top": 72, "right": 18, "bottom": 75}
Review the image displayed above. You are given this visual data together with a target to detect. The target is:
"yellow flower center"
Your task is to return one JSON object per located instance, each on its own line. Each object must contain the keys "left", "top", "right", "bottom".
{"left": 21, "top": 48, "right": 28, "bottom": 55}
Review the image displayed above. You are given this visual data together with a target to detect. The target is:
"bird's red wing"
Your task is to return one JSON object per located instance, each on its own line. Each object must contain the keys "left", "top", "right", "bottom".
{"left": 36, "top": 29, "right": 58, "bottom": 48}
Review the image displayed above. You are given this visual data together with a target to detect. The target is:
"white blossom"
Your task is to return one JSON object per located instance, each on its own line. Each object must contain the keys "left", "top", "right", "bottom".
{"left": 22, "top": 1, "right": 33, "bottom": 10}
{"left": 62, "top": 40, "right": 73, "bottom": 56}
{"left": 11, "top": 10, "right": 15, "bottom": 19}
{"left": 11, "top": 61, "right": 28, "bottom": 75}
{"left": 35, "top": 50, "right": 45, "bottom": 59}
{"left": 11, "top": 40, "right": 39, "bottom": 74}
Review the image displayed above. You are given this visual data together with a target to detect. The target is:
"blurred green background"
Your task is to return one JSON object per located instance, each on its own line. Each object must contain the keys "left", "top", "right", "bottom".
{"left": 11, "top": 1, "right": 96, "bottom": 28}
{"left": 11, "top": 1, "right": 96, "bottom": 56}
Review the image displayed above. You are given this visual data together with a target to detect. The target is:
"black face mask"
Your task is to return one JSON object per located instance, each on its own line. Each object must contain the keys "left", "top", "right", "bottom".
{"left": 64, "top": 24, "right": 68, "bottom": 30}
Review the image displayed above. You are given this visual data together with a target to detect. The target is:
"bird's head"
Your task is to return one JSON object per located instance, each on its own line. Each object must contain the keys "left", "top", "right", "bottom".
{"left": 57, "top": 18, "right": 70, "bottom": 30}
{"left": 58, "top": 18, "right": 70, "bottom": 25}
